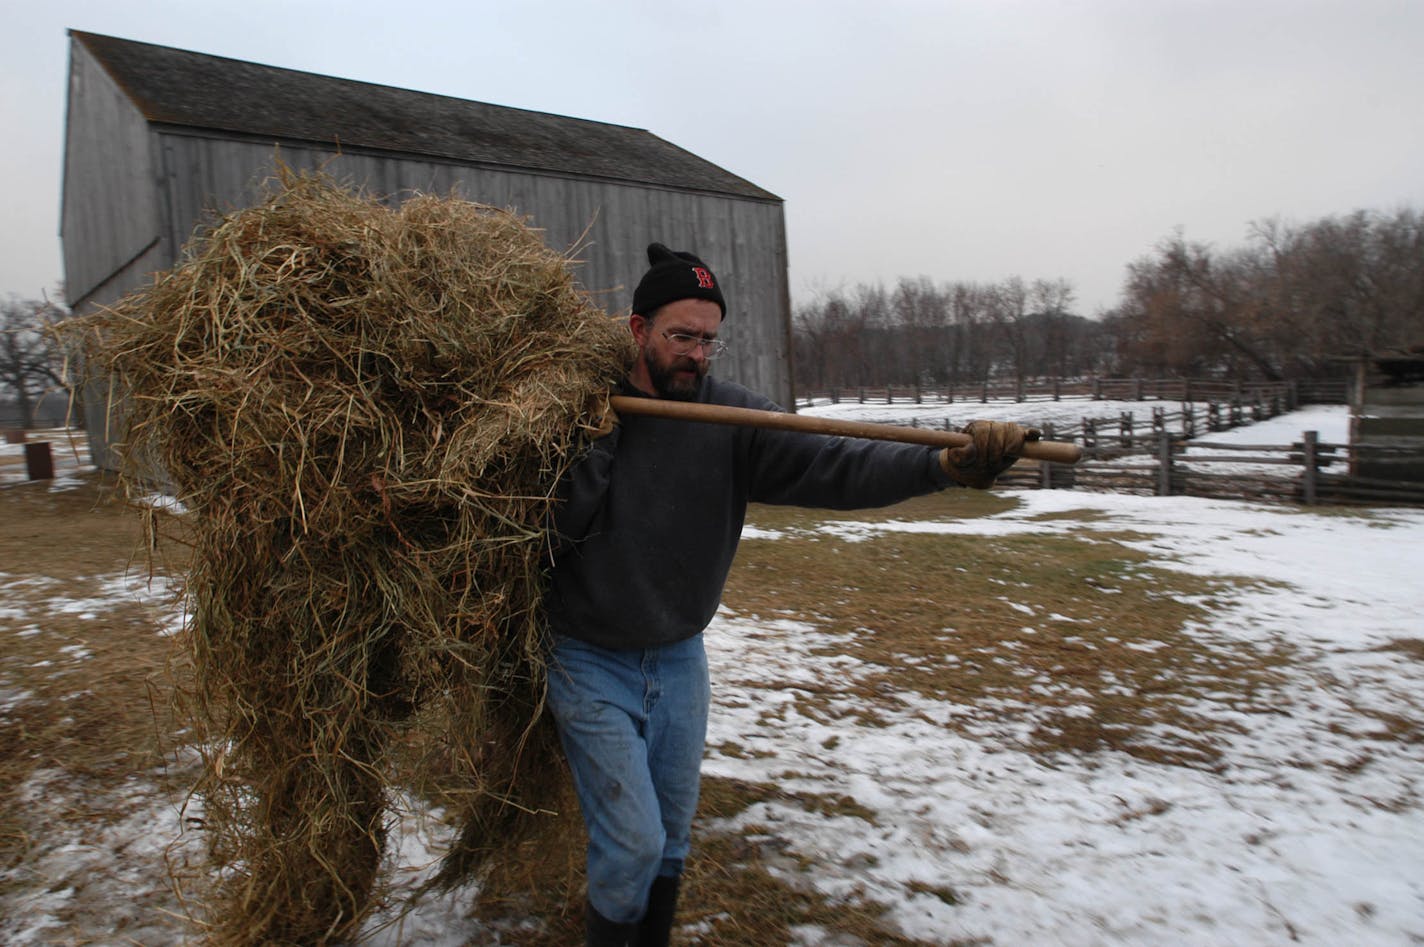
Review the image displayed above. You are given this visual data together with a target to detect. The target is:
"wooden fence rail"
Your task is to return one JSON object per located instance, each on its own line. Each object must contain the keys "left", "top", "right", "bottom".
{"left": 797, "top": 376, "right": 1348, "bottom": 409}
{"left": 887, "top": 391, "right": 1293, "bottom": 453}
{"left": 999, "top": 432, "right": 1424, "bottom": 507}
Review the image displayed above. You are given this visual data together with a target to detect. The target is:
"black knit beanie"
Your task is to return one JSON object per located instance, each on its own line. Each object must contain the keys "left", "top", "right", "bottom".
{"left": 631, "top": 243, "right": 726, "bottom": 319}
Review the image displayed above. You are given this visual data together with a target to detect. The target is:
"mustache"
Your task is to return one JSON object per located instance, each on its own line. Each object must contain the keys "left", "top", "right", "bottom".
{"left": 650, "top": 349, "right": 704, "bottom": 374}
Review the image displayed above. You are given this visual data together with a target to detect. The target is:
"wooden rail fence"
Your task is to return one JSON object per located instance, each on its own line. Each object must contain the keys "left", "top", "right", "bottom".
{"left": 796, "top": 380, "right": 1420, "bottom": 506}
{"left": 797, "top": 376, "right": 1347, "bottom": 409}
{"left": 846, "top": 391, "right": 1295, "bottom": 451}
{"left": 998, "top": 431, "right": 1424, "bottom": 506}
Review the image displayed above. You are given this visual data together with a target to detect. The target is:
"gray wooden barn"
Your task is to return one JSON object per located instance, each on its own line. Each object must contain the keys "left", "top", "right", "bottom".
{"left": 62, "top": 30, "right": 791, "bottom": 468}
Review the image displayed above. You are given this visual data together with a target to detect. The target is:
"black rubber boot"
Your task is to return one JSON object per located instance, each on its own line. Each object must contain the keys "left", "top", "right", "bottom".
{"left": 586, "top": 901, "right": 640, "bottom": 947}
{"left": 637, "top": 873, "right": 681, "bottom": 947}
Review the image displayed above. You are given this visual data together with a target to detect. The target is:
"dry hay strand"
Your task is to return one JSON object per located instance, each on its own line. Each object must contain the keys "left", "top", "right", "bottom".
{"left": 63, "top": 168, "right": 632, "bottom": 945}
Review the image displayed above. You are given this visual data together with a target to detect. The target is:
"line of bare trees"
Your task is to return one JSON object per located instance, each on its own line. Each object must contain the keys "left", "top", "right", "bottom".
{"left": 793, "top": 276, "right": 1111, "bottom": 392}
{"left": 794, "top": 207, "right": 1423, "bottom": 391}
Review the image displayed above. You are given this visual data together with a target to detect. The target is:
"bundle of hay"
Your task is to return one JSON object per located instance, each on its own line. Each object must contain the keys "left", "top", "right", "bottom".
{"left": 67, "top": 169, "right": 632, "bottom": 945}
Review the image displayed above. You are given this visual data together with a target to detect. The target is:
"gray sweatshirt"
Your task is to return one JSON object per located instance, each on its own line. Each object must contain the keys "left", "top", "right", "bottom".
{"left": 543, "top": 376, "right": 955, "bottom": 650}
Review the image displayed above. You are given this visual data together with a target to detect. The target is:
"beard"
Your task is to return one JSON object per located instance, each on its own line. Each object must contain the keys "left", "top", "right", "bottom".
{"left": 643, "top": 348, "right": 707, "bottom": 401}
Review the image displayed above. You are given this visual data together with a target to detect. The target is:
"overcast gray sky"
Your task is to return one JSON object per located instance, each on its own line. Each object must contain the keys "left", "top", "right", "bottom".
{"left": 4, "top": 0, "right": 1421, "bottom": 315}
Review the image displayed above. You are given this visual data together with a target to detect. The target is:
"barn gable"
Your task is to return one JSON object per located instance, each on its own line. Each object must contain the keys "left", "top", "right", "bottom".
{"left": 63, "top": 31, "right": 794, "bottom": 468}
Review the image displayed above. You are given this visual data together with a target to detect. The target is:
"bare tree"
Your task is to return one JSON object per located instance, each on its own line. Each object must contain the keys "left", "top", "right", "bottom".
{"left": 1256, "top": 209, "right": 1424, "bottom": 368}
{"left": 1, "top": 295, "right": 71, "bottom": 429}
{"left": 891, "top": 276, "right": 950, "bottom": 385}
{"left": 987, "top": 277, "right": 1032, "bottom": 391}
{"left": 795, "top": 273, "right": 1098, "bottom": 392}
{"left": 1112, "top": 234, "right": 1285, "bottom": 380}
{"left": 950, "top": 283, "right": 995, "bottom": 386}
{"left": 850, "top": 283, "right": 893, "bottom": 385}
{"left": 1030, "top": 278, "right": 1077, "bottom": 379}
{"left": 792, "top": 287, "right": 879, "bottom": 391}
{"left": 1112, "top": 209, "right": 1423, "bottom": 381}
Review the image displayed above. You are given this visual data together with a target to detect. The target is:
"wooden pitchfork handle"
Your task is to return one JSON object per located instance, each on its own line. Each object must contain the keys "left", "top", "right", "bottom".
{"left": 610, "top": 396, "right": 1083, "bottom": 465}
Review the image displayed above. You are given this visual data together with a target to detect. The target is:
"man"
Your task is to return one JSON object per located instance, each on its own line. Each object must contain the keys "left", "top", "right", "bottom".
{"left": 543, "top": 244, "right": 1034, "bottom": 946}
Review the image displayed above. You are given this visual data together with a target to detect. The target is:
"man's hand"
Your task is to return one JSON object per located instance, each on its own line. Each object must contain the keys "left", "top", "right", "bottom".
{"left": 939, "top": 420, "right": 1041, "bottom": 489}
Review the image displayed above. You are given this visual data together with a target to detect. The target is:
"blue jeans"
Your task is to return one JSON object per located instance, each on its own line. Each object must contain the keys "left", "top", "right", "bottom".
{"left": 545, "top": 632, "right": 710, "bottom": 924}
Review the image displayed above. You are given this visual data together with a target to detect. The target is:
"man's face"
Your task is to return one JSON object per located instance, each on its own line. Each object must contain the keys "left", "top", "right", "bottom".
{"left": 632, "top": 298, "right": 723, "bottom": 401}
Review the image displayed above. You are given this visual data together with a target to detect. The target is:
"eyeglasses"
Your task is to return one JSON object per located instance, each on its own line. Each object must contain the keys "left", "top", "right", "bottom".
{"left": 661, "top": 331, "right": 729, "bottom": 360}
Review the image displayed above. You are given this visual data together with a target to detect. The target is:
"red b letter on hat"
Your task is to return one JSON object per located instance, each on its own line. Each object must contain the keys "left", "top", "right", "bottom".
{"left": 693, "top": 267, "right": 714, "bottom": 289}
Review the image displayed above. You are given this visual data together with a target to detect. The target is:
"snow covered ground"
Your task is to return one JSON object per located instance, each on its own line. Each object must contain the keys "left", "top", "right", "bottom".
{"left": 4, "top": 402, "right": 1422, "bottom": 945}
{"left": 703, "top": 488, "right": 1423, "bottom": 945}
{"left": 801, "top": 396, "right": 1348, "bottom": 449}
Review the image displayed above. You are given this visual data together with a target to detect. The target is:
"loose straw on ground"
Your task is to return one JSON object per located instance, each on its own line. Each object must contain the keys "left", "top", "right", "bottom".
{"left": 63, "top": 168, "right": 632, "bottom": 945}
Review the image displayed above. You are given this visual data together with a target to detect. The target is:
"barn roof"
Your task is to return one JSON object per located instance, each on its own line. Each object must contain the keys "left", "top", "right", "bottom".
{"left": 70, "top": 30, "right": 779, "bottom": 202}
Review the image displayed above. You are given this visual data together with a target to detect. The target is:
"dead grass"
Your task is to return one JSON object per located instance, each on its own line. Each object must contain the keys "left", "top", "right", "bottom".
{"left": 0, "top": 473, "right": 192, "bottom": 908}
{"left": 1375, "top": 638, "right": 1424, "bottom": 662}
{"left": 0, "top": 477, "right": 180, "bottom": 780}
{"left": 726, "top": 490, "right": 1296, "bottom": 770}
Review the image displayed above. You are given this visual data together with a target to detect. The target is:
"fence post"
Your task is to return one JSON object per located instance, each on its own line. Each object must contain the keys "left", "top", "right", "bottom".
{"left": 858, "top": 388, "right": 865, "bottom": 404}
{"left": 1092, "top": 376, "right": 1101, "bottom": 400}
{"left": 1040, "top": 422, "right": 1055, "bottom": 489}
{"left": 1302, "top": 430, "right": 1318, "bottom": 505}
{"left": 1053, "top": 377, "right": 1061, "bottom": 401}
{"left": 25, "top": 442, "right": 55, "bottom": 481}
{"left": 1082, "top": 418, "right": 1097, "bottom": 450}
{"left": 1182, "top": 403, "right": 1195, "bottom": 438}
{"left": 1134, "top": 378, "right": 1143, "bottom": 400}
{"left": 1119, "top": 411, "right": 1134, "bottom": 448}
{"left": 1157, "top": 432, "right": 1173, "bottom": 496}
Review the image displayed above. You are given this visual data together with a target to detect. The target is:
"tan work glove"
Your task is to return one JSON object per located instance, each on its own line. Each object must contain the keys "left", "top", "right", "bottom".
{"left": 939, "top": 420, "right": 1041, "bottom": 489}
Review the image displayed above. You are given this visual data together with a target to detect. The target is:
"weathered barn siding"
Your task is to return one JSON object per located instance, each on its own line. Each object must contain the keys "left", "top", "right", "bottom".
{"left": 61, "top": 39, "right": 168, "bottom": 457}
{"left": 1349, "top": 361, "right": 1418, "bottom": 481}
{"left": 61, "top": 39, "right": 164, "bottom": 304}
{"left": 62, "top": 31, "right": 793, "bottom": 470}
{"left": 147, "top": 134, "right": 791, "bottom": 398}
